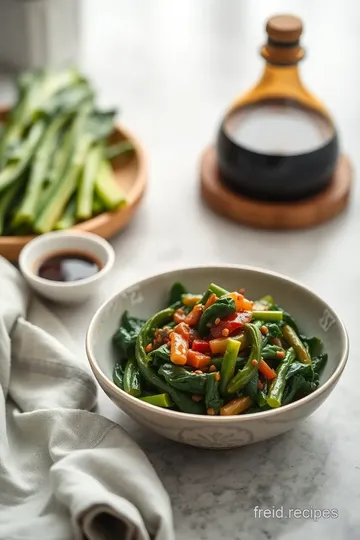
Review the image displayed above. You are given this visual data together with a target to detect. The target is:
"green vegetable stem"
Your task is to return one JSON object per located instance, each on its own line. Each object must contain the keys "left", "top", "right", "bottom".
{"left": 220, "top": 339, "right": 240, "bottom": 396}
{"left": 282, "top": 325, "right": 311, "bottom": 364}
{"left": 227, "top": 323, "right": 262, "bottom": 394}
{"left": 267, "top": 348, "right": 296, "bottom": 408}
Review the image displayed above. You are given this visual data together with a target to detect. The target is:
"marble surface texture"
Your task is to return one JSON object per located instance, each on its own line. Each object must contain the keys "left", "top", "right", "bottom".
{"left": 2, "top": 1, "right": 359, "bottom": 538}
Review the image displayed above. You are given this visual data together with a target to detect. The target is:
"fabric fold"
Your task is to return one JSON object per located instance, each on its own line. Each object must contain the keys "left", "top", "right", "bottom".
{"left": 0, "top": 258, "right": 174, "bottom": 540}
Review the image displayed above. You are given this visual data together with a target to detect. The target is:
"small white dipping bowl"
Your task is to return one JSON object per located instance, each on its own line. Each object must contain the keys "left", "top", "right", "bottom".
{"left": 86, "top": 265, "right": 349, "bottom": 449}
{"left": 19, "top": 231, "right": 115, "bottom": 304}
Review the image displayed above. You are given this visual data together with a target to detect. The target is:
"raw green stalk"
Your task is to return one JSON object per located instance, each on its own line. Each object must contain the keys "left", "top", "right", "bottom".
{"left": 106, "top": 140, "right": 133, "bottom": 160}
{"left": 35, "top": 111, "right": 92, "bottom": 233}
{"left": 140, "top": 393, "right": 173, "bottom": 408}
{"left": 13, "top": 114, "right": 68, "bottom": 225}
{"left": 95, "top": 158, "right": 126, "bottom": 210}
{"left": 227, "top": 323, "right": 262, "bottom": 394}
{"left": 76, "top": 145, "right": 102, "bottom": 220}
{"left": 55, "top": 197, "right": 77, "bottom": 230}
{"left": 34, "top": 165, "right": 82, "bottom": 233}
{"left": 267, "top": 348, "right": 296, "bottom": 408}
{"left": 92, "top": 193, "right": 105, "bottom": 215}
{"left": 0, "top": 121, "right": 45, "bottom": 193}
{"left": 0, "top": 179, "right": 24, "bottom": 235}
{"left": 282, "top": 325, "right": 311, "bottom": 364}
{"left": 220, "top": 339, "right": 240, "bottom": 396}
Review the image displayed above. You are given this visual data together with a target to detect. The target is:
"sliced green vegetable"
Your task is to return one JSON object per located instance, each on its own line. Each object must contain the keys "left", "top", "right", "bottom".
{"left": 227, "top": 323, "right": 262, "bottom": 394}
{"left": 252, "top": 311, "right": 283, "bottom": 322}
{"left": 282, "top": 324, "right": 311, "bottom": 364}
{"left": 140, "top": 393, "right": 173, "bottom": 408}
{"left": 220, "top": 339, "right": 240, "bottom": 396}
{"left": 267, "top": 348, "right": 296, "bottom": 408}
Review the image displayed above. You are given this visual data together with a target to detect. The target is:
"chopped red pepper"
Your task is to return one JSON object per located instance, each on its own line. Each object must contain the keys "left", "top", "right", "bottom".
{"left": 204, "top": 293, "right": 217, "bottom": 310}
{"left": 210, "top": 311, "right": 252, "bottom": 339}
{"left": 170, "top": 323, "right": 190, "bottom": 365}
{"left": 186, "top": 349, "right": 211, "bottom": 369}
{"left": 192, "top": 339, "right": 211, "bottom": 353}
{"left": 174, "top": 309, "right": 186, "bottom": 324}
{"left": 174, "top": 322, "right": 190, "bottom": 341}
{"left": 185, "top": 304, "right": 203, "bottom": 326}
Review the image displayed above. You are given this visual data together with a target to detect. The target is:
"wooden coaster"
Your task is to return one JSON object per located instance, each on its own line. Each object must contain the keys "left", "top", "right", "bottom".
{"left": 200, "top": 146, "right": 353, "bottom": 229}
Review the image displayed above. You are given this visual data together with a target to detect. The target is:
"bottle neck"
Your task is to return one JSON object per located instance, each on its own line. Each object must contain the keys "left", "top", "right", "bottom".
{"left": 260, "top": 39, "right": 304, "bottom": 66}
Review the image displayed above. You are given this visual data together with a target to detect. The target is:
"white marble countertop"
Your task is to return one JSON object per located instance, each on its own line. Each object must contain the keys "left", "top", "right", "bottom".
{"left": 6, "top": 1, "right": 359, "bottom": 538}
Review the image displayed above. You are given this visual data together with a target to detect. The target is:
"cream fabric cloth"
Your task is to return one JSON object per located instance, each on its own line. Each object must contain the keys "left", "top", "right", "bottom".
{"left": 0, "top": 258, "right": 174, "bottom": 540}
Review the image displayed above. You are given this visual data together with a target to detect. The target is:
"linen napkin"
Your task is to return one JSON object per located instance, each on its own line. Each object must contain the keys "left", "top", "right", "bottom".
{"left": 0, "top": 257, "right": 174, "bottom": 540}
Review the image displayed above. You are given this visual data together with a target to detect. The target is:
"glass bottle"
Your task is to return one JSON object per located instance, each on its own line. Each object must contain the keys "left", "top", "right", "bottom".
{"left": 216, "top": 15, "right": 339, "bottom": 201}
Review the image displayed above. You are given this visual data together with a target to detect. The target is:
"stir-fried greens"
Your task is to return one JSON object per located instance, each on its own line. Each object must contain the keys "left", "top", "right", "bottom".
{"left": 112, "top": 282, "right": 327, "bottom": 415}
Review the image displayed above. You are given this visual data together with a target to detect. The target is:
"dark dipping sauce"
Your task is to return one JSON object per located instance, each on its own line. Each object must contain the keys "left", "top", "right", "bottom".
{"left": 37, "top": 251, "right": 102, "bottom": 282}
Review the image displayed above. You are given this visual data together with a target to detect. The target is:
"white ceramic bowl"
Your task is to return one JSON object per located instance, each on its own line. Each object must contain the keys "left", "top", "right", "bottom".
{"left": 86, "top": 265, "right": 349, "bottom": 449}
{"left": 19, "top": 230, "right": 115, "bottom": 304}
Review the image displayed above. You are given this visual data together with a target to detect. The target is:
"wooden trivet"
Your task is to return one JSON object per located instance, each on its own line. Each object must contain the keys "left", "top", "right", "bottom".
{"left": 200, "top": 146, "right": 353, "bottom": 229}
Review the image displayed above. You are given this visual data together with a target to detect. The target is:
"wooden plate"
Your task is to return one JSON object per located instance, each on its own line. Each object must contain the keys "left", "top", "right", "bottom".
{"left": 0, "top": 109, "right": 147, "bottom": 261}
{"left": 200, "top": 145, "right": 353, "bottom": 229}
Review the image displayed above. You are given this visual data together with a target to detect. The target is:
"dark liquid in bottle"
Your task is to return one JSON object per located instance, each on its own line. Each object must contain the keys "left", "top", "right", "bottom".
{"left": 37, "top": 251, "right": 102, "bottom": 282}
{"left": 217, "top": 98, "right": 339, "bottom": 201}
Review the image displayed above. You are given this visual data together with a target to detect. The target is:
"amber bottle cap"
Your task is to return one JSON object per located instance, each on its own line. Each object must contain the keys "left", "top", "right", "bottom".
{"left": 266, "top": 15, "right": 303, "bottom": 44}
{"left": 261, "top": 14, "right": 304, "bottom": 65}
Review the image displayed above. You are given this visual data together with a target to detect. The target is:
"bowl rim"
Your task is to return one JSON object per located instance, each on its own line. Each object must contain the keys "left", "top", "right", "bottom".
{"left": 19, "top": 230, "right": 115, "bottom": 289}
{"left": 86, "top": 264, "right": 349, "bottom": 422}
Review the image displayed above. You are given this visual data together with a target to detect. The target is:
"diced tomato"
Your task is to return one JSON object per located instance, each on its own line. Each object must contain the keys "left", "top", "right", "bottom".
{"left": 204, "top": 293, "right": 217, "bottom": 310}
{"left": 186, "top": 349, "right": 211, "bottom": 369}
{"left": 174, "top": 309, "right": 186, "bottom": 324}
{"left": 185, "top": 304, "right": 203, "bottom": 326}
{"left": 192, "top": 339, "right": 211, "bottom": 353}
{"left": 210, "top": 311, "right": 252, "bottom": 339}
